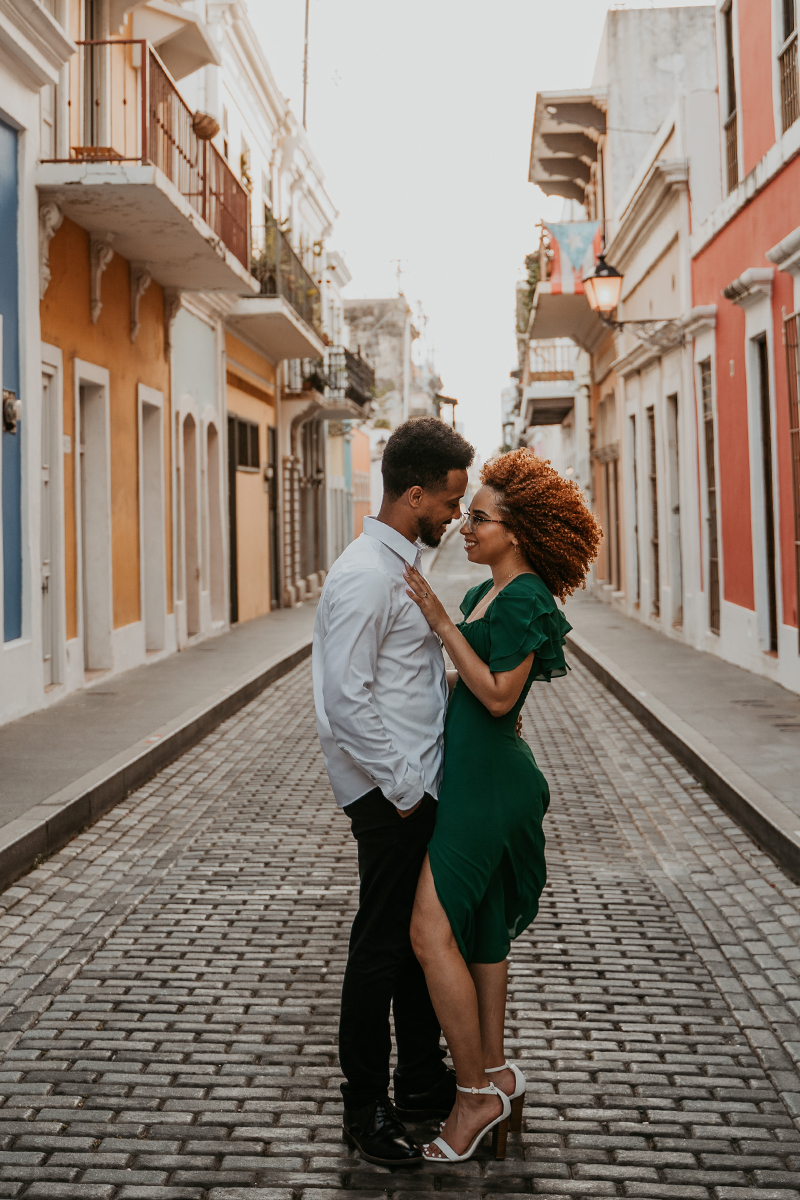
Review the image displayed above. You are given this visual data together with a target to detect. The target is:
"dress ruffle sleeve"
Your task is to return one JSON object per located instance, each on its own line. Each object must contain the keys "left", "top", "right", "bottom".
{"left": 488, "top": 578, "right": 571, "bottom": 680}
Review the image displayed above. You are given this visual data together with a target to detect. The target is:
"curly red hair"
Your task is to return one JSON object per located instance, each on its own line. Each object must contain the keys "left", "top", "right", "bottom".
{"left": 480, "top": 449, "right": 601, "bottom": 601}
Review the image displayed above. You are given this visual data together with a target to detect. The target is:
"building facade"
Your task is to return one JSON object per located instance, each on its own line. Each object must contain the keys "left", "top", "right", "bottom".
{"left": 516, "top": 0, "right": 800, "bottom": 697}
{"left": 0, "top": 0, "right": 370, "bottom": 728}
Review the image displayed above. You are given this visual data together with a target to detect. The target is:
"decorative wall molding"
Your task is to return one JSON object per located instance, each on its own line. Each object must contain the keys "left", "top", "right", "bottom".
{"left": 129, "top": 264, "right": 152, "bottom": 343}
{"left": 682, "top": 304, "right": 717, "bottom": 339}
{"left": 89, "top": 233, "right": 115, "bottom": 324}
{"left": 163, "top": 288, "right": 182, "bottom": 355}
{"left": 767, "top": 225, "right": 800, "bottom": 276}
{"left": 722, "top": 267, "right": 774, "bottom": 308}
{"left": 38, "top": 199, "right": 63, "bottom": 300}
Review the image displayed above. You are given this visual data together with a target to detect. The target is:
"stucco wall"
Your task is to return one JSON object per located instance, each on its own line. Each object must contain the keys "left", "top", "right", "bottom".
{"left": 692, "top": 155, "right": 800, "bottom": 625}
{"left": 738, "top": 0, "right": 776, "bottom": 176}
{"left": 40, "top": 216, "right": 172, "bottom": 640}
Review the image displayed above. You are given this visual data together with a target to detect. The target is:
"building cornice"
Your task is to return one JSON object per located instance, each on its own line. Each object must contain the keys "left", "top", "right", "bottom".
{"left": 691, "top": 120, "right": 800, "bottom": 258}
{"left": 0, "top": 0, "right": 76, "bottom": 87}
{"left": 722, "top": 267, "right": 773, "bottom": 308}
{"left": 606, "top": 159, "right": 688, "bottom": 268}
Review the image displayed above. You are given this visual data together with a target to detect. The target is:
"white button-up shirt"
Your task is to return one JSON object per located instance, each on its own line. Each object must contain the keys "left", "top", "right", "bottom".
{"left": 312, "top": 516, "right": 448, "bottom": 811}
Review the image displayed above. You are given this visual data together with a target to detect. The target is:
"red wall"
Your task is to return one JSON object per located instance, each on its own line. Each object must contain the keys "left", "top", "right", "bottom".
{"left": 738, "top": 0, "right": 776, "bottom": 175}
{"left": 693, "top": 155, "right": 800, "bottom": 626}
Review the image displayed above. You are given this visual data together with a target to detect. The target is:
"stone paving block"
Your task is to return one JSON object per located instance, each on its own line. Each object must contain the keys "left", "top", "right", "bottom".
{"left": 0, "top": 560, "right": 798, "bottom": 1200}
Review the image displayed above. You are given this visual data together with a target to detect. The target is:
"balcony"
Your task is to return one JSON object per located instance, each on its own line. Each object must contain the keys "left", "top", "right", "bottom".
{"left": 38, "top": 39, "right": 256, "bottom": 294}
{"left": 226, "top": 218, "right": 325, "bottom": 361}
{"left": 528, "top": 338, "right": 578, "bottom": 381}
{"left": 328, "top": 347, "right": 375, "bottom": 408}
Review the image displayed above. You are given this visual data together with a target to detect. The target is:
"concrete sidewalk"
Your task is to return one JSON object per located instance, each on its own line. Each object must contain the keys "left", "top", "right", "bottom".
{"left": 565, "top": 590, "right": 800, "bottom": 877}
{"left": 0, "top": 602, "right": 317, "bottom": 886}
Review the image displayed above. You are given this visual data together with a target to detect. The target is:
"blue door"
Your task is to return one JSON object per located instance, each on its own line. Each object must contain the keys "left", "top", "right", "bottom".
{"left": 0, "top": 118, "right": 21, "bottom": 642}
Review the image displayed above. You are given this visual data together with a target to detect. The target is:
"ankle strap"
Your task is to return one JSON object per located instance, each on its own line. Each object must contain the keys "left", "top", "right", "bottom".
{"left": 456, "top": 1081, "right": 501, "bottom": 1096}
{"left": 485, "top": 1063, "right": 509, "bottom": 1073}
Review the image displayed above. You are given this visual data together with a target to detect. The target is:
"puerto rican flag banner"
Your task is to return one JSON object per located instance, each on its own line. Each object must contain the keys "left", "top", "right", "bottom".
{"left": 544, "top": 221, "right": 602, "bottom": 295}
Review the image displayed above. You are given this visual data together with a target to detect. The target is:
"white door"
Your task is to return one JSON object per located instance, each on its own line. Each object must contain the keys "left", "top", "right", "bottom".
{"left": 41, "top": 371, "right": 54, "bottom": 685}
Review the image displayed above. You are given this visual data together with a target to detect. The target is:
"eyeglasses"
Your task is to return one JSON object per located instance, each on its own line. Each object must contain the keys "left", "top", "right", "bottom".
{"left": 460, "top": 510, "right": 509, "bottom": 532}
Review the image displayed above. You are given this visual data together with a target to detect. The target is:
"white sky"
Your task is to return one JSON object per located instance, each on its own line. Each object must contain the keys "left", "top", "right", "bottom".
{"left": 247, "top": 0, "right": 712, "bottom": 456}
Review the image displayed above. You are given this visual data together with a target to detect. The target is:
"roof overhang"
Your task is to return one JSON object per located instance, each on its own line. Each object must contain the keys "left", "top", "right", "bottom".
{"left": 37, "top": 162, "right": 257, "bottom": 294}
{"left": 528, "top": 283, "right": 608, "bottom": 355}
{"left": 226, "top": 297, "right": 325, "bottom": 362}
{"left": 131, "top": 1, "right": 220, "bottom": 80}
{"left": 529, "top": 88, "right": 606, "bottom": 203}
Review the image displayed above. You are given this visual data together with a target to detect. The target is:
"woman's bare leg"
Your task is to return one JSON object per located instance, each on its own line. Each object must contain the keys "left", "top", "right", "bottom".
{"left": 469, "top": 961, "right": 515, "bottom": 1097}
{"left": 410, "top": 856, "right": 503, "bottom": 1157}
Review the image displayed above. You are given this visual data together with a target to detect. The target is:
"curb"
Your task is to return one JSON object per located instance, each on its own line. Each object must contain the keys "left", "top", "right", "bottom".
{"left": 0, "top": 636, "right": 312, "bottom": 893}
{"left": 566, "top": 629, "right": 800, "bottom": 882}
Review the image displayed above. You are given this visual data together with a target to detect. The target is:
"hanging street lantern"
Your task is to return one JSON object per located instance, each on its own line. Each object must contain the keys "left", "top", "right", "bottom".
{"left": 583, "top": 254, "right": 623, "bottom": 315}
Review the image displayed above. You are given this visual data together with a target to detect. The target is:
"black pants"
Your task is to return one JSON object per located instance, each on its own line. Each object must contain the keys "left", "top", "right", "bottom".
{"left": 339, "top": 788, "right": 446, "bottom": 1109}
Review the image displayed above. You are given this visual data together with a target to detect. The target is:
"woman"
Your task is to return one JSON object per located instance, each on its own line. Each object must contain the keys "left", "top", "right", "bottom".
{"left": 403, "top": 448, "right": 601, "bottom": 1164}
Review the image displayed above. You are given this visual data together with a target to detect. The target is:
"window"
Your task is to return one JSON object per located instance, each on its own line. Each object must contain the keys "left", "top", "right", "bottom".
{"left": 781, "top": 0, "right": 799, "bottom": 131}
{"left": 232, "top": 416, "right": 259, "bottom": 470}
{"left": 722, "top": 3, "right": 738, "bottom": 191}
{"left": 222, "top": 105, "right": 229, "bottom": 160}
{"left": 700, "top": 360, "right": 721, "bottom": 634}
{"left": 647, "top": 406, "right": 660, "bottom": 618}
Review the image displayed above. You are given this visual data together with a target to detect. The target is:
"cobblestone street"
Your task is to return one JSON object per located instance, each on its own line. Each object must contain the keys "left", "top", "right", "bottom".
{"left": 0, "top": 538, "right": 800, "bottom": 1199}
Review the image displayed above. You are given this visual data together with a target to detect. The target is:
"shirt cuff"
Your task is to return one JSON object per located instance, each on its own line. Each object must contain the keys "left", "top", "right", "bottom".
{"left": 384, "top": 770, "right": 425, "bottom": 811}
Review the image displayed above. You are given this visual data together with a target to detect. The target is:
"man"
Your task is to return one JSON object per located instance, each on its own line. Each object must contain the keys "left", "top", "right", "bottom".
{"left": 313, "top": 417, "right": 474, "bottom": 1166}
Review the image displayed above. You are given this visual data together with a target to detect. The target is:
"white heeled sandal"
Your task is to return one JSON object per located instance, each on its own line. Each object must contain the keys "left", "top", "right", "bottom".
{"left": 486, "top": 1061, "right": 527, "bottom": 1132}
{"left": 422, "top": 1081, "right": 511, "bottom": 1162}
{"left": 436, "top": 1061, "right": 527, "bottom": 1136}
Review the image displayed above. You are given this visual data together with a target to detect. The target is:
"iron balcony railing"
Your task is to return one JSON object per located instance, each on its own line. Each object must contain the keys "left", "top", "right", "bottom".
{"left": 43, "top": 39, "right": 249, "bottom": 268}
{"left": 724, "top": 110, "right": 739, "bottom": 195}
{"left": 528, "top": 339, "right": 577, "bottom": 380}
{"left": 287, "top": 348, "right": 374, "bottom": 407}
{"left": 328, "top": 347, "right": 375, "bottom": 407}
{"left": 251, "top": 218, "right": 322, "bottom": 335}
{"left": 781, "top": 35, "right": 800, "bottom": 132}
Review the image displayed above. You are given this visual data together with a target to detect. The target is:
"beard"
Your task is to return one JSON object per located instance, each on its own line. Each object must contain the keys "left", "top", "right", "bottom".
{"left": 417, "top": 515, "right": 443, "bottom": 548}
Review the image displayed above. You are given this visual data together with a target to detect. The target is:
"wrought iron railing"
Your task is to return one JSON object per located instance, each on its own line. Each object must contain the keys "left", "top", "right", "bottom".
{"left": 287, "top": 348, "right": 374, "bottom": 407}
{"left": 344, "top": 348, "right": 375, "bottom": 405}
{"left": 724, "top": 111, "right": 739, "bottom": 195}
{"left": 528, "top": 338, "right": 577, "bottom": 380}
{"left": 43, "top": 39, "right": 248, "bottom": 268}
{"left": 327, "top": 347, "right": 374, "bottom": 407}
{"left": 781, "top": 36, "right": 800, "bottom": 132}
{"left": 251, "top": 217, "right": 322, "bottom": 334}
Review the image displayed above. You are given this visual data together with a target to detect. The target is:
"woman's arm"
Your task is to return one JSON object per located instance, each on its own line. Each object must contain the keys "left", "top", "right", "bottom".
{"left": 446, "top": 669, "right": 459, "bottom": 697}
{"left": 405, "top": 567, "right": 532, "bottom": 718}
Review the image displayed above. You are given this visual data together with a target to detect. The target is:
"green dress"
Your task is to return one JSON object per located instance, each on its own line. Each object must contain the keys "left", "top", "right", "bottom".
{"left": 428, "top": 573, "right": 571, "bottom": 965}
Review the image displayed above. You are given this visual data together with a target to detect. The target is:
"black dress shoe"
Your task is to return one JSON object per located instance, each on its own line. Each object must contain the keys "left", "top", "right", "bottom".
{"left": 394, "top": 1066, "right": 457, "bottom": 1119}
{"left": 342, "top": 1097, "right": 422, "bottom": 1166}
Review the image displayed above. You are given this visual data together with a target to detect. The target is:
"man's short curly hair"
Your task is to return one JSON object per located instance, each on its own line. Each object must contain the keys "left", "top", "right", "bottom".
{"left": 382, "top": 417, "right": 474, "bottom": 498}
{"left": 481, "top": 449, "right": 601, "bottom": 601}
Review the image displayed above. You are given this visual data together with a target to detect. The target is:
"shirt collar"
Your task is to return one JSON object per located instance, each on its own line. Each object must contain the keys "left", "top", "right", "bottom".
{"left": 363, "top": 516, "right": 422, "bottom": 567}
